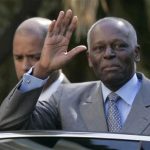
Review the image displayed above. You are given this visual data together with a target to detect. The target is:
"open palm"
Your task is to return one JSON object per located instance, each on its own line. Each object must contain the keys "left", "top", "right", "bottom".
{"left": 34, "top": 10, "right": 86, "bottom": 79}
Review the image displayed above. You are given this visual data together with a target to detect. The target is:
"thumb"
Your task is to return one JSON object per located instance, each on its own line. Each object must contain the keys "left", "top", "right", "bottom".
{"left": 66, "top": 45, "right": 87, "bottom": 60}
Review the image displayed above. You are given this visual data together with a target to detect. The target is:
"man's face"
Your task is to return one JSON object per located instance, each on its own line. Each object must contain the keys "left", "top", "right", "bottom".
{"left": 13, "top": 33, "right": 43, "bottom": 80}
{"left": 88, "top": 21, "right": 140, "bottom": 90}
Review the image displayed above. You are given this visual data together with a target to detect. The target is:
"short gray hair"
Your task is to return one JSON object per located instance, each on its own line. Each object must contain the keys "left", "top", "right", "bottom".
{"left": 87, "top": 17, "right": 138, "bottom": 51}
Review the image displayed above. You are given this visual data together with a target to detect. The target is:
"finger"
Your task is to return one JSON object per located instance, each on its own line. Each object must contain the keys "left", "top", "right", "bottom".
{"left": 48, "top": 20, "right": 56, "bottom": 37}
{"left": 65, "top": 45, "right": 87, "bottom": 60}
{"left": 65, "top": 16, "right": 78, "bottom": 40}
{"left": 56, "top": 45, "right": 87, "bottom": 69}
{"left": 53, "top": 11, "right": 65, "bottom": 34}
{"left": 60, "top": 9, "right": 73, "bottom": 35}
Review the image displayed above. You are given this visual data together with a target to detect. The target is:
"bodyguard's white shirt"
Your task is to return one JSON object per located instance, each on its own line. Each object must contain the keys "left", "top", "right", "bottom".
{"left": 38, "top": 72, "right": 64, "bottom": 101}
{"left": 102, "top": 74, "right": 141, "bottom": 125}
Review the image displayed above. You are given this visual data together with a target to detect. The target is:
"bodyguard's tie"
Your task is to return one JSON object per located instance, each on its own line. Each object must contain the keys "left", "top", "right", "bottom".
{"left": 107, "top": 92, "right": 122, "bottom": 132}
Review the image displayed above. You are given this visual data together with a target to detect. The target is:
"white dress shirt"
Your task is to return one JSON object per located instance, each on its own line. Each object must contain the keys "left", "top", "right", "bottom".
{"left": 38, "top": 72, "right": 64, "bottom": 101}
{"left": 102, "top": 74, "right": 141, "bottom": 125}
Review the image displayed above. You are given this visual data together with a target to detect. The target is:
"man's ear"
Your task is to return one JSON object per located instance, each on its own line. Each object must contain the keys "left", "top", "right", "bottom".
{"left": 87, "top": 51, "right": 93, "bottom": 67}
{"left": 134, "top": 45, "right": 140, "bottom": 62}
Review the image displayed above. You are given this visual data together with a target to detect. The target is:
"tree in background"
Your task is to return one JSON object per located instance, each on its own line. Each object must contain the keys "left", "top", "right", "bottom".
{"left": 0, "top": 0, "right": 150, "bottom": 102}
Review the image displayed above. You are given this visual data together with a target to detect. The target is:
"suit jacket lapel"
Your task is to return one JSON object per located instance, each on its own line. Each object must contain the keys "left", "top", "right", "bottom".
{"left": 121, "top": 73, "right": 150, "bottom": 135}
{"left": 80, "top": 82, "right": 108, "bottom": 132}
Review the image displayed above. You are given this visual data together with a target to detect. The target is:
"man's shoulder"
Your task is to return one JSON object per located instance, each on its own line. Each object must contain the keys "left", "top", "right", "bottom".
{"left": 57, "top": 80, "right": 100, "bottom": 94}
{"left": 61, "top": 80, "right": 100, "bottom": 88}
{"left": 54, "top": 81, "right": 101, "bottom": 103}
{"left": 137, "top": 72, "right": 150, "bottom": 83}
{"left": 137, "top": 72, "right": 150, "bottom": 91}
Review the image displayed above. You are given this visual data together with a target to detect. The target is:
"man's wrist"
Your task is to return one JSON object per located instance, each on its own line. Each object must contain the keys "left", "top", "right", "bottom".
{"left": 32, "top": 63, "right": 51, "bottom": 80}
{"left": 19, "top": 67, "right": 49, "bottom": 92}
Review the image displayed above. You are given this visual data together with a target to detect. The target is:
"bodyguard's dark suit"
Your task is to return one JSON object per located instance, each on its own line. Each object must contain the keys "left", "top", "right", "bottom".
{"left": 0, "top": 73, "right": 150, "bottom": 135}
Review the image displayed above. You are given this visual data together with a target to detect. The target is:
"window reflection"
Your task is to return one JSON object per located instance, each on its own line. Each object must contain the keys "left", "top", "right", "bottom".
{"left": 0, "top": 137, "right": 143, "bottom": 150}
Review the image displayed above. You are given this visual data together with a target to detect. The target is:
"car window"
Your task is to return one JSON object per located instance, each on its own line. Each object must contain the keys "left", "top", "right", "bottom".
{"left": 0, "top": 137, "right": 142, "bottom": 150}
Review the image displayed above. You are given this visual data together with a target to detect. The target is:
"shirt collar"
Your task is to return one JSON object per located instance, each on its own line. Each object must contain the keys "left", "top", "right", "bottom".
{"left": 102, "top": 74, "right": 140, "bottom": 105}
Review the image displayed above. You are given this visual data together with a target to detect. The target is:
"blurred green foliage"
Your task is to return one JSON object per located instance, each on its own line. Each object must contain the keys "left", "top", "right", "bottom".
{"left": 0, "top": 0, "right": 150, "bottom": 103}
{"left": 0, "top": 0, "right": 21, "bottom": 34}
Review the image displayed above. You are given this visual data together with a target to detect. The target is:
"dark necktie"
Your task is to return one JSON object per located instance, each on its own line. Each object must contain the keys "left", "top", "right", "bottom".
{"left": 106, "top": 92, "right": 122, "bottom": 132}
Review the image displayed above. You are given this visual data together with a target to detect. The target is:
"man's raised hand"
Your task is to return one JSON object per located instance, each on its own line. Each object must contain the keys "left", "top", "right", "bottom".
{"left": 33, "top": 9, "right": 87, "bottom": 79}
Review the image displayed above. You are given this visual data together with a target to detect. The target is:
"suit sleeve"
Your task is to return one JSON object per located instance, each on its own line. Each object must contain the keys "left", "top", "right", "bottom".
{"left": 0, "top": 80, "right": 61, "bottom": 130}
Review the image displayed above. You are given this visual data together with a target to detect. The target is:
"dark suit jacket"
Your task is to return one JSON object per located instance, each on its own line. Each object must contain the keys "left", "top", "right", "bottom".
{"left": 0, "top": 73, "right": 150, "bottom": 135}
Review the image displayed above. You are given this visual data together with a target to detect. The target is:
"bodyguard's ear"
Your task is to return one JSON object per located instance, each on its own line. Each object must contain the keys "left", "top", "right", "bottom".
{"left": 87, "top": 51, "right": 93, "bottom": 67}
{"left": 134, "top": 45, "right": 140, "bottom": 62}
